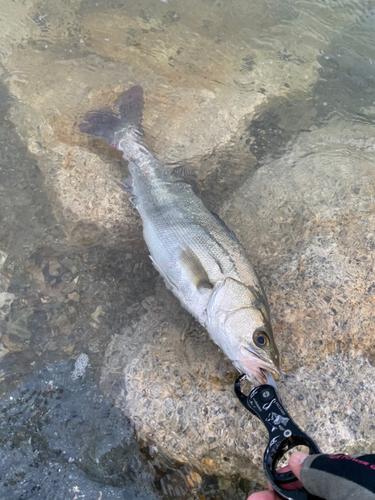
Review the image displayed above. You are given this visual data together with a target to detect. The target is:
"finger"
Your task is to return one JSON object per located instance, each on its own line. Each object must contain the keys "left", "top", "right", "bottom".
{"left": 289, "top": 452, "right": 309, "bottom": 481}
{"left": 248, "top": 491, "right": 278, "bottom": 500}
{"left": 249, "top": 453, "right": 309, "bottom": 500}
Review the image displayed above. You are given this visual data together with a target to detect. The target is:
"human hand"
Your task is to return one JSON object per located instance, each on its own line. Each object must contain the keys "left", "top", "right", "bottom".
{"left": 248, "top": 451, "right": 375, "bottom": 500}
{"left": 248, "top": 451, "right": 307, "bottom": 500}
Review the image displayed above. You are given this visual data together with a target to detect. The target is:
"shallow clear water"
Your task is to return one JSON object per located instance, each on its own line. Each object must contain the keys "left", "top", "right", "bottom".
{"left": 0, "top": 0, "right": 374, "bottom": 498}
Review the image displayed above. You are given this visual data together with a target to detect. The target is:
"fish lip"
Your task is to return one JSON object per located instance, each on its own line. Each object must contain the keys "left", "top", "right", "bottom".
{"left": 241, "top": 346, "right": 281, "bottom": 384}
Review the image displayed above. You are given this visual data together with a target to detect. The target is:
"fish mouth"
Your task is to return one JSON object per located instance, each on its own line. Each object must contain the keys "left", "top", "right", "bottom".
{"left": 239, "top": 346, "right": 280, "bottom": 385}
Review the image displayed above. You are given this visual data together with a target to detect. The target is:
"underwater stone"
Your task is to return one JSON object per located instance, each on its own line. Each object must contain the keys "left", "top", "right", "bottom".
{"left": 101, "top": 120, "right": 375, "bottom": 481}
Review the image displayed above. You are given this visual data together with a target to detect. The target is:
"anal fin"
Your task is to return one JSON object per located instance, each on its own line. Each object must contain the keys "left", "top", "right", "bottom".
{"left": 149, "top": 256, "right": 180, "bottom": 295}
{"left": 117, "top": 177, "right": 133, "bottom": 194}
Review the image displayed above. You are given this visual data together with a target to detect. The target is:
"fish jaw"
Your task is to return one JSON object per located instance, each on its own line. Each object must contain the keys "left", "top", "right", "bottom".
{"left": 237, "top": 345, "right": 281, "bottom": 384}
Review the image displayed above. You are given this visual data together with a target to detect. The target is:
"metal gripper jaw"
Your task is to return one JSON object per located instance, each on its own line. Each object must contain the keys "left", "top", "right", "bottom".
{"left": 234, "top": 374, "right": 322, "bottom": 500}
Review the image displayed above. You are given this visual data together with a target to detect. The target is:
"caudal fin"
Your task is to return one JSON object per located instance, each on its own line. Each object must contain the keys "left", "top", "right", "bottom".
{"left": 79, "top": 86, "right": 144, "bottom": 146}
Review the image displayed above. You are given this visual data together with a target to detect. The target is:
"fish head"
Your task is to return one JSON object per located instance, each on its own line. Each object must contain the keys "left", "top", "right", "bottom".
{"left": 230, "top": 307, "right": 281, "bottom": 384}
{"left": 206, "top": 278, "right": 281, "bottom": 384}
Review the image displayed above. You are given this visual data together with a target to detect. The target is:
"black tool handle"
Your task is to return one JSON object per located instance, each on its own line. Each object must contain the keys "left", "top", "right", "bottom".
{"left": 234, "top": 376, "right": 322, "bottom": 500}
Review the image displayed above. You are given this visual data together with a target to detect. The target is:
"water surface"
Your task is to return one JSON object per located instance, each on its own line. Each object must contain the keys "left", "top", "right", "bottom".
{"left": 0, "top": 0, "right": 374, "bottom": 498}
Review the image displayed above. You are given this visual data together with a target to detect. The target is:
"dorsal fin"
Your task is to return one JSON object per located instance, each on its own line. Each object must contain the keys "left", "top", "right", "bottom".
{"left": 172, "top": 164, "right": 201, "bottom": 197}
{"left": 211, "top": 212, "right": 239, "bottom": 243}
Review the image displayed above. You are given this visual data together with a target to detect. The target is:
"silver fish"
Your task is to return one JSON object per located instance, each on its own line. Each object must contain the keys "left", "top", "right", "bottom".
{"left": 79, "top": 86, "right": 280, "bottom": 384}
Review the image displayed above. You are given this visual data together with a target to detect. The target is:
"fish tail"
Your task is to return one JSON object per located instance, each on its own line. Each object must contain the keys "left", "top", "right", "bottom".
{"left": 79, "top": 86, "right": 144, "bottom": 148}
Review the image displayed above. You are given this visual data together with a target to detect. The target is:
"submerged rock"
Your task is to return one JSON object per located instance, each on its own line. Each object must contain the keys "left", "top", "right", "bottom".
{"left": 101, "top": 120, "right": 375, "bottom": 481}
{"left": 0, "top": 360, "right": 260, "bottom": 499}
{"left": 0, "top": 361, "right": 159, "bottom": 500}
{"left": 221, "top": 119, "right": 375, "bottom": 373}
{"left": 1, "top": 0, "right": 375, "bottom": 487}
{"left": 0, "top": 0, "right": 351, "bottom": 242}
{"left": 100, "top": 296, "right": 375, "bottom": 481}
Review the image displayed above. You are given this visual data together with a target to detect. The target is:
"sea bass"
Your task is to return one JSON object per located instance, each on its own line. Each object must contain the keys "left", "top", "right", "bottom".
{"left": 79, "top": 86, "right": 280, "bottom": 384}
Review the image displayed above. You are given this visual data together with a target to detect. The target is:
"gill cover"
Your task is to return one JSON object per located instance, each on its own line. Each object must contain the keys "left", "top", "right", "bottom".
{"left": 206, "top": 278, "right": 280, "bottom": 377}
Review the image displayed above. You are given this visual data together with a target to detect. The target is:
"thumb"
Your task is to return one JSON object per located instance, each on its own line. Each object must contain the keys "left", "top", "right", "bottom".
{"left": 289, "top": 452, "right": 309, "bottom": 481}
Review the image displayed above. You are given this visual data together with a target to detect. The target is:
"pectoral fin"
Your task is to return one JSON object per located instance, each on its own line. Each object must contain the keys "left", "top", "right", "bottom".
{"left": 179, "top": 247, "right": 213, "bottom": 290}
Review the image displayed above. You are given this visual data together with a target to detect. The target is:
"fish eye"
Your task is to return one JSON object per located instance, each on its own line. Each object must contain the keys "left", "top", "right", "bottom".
{"left": 253, "top": 331, "right": 269, "bottom": 348}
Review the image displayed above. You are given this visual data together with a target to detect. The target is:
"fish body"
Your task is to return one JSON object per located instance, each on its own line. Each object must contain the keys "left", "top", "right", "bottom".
{"left": 80, "top": 86, "right": 280, "bottom": 383}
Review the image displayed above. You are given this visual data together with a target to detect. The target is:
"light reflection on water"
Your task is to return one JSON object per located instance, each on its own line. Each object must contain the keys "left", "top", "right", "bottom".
{"left": 0, "top": 0, "right": 374, "bottom": 498}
